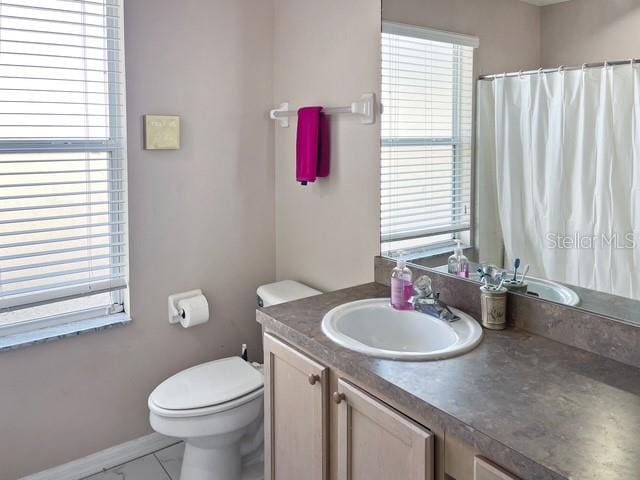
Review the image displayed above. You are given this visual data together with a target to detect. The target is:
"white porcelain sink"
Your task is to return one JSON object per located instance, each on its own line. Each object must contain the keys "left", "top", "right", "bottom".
{"left": 321, "top": 298, "right": 483, "bottom": 361}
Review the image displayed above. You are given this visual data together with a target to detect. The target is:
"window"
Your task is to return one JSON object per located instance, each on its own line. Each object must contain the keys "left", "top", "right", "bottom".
{"left": 381, "top": 22, "right": 477, "bottom": 256}
{"left": 0, "top": 0, "right": 128, "bottom": 336}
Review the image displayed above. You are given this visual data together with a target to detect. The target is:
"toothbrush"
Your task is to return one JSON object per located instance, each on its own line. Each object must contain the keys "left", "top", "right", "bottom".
{"left": 477, "top": 266, "right": 486, "bottom": 283}
{"left": 477, "top": 268, "right": 489, "bottom": 287}
{"left": 520, "top": 264, "right": 530, "bottom": 285}
{"left": 512, "top": 258, "right": 520, "bottom": 282}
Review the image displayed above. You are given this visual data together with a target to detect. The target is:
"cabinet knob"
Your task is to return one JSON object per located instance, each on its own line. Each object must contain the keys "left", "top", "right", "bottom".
{"left": 308, "top": 374, "right": 321, "bottom": 385}
{"left": 333, "top": 392, "right": 346, "bottom": 404}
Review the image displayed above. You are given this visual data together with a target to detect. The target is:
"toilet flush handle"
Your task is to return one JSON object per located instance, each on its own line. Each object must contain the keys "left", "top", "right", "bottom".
{"left": 308, "top": 374, "right": 321, "bottom": 385}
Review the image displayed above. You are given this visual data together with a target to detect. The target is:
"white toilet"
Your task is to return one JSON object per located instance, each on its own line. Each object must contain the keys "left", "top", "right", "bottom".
{"left": 148, "top": 280, "right": 321, "bottom": 480}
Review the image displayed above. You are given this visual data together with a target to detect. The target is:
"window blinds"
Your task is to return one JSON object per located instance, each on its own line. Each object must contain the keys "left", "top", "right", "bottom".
{"left": 0, "top": 0, "right": 127, "bottom": 313}
{"left": 381, "top": 22, "right": 476, "bottom": 246}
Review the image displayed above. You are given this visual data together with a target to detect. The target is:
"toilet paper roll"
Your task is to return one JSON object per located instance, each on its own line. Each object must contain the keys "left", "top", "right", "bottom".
{"left": 177, "top": 295, "right": 209, "bottom": 328}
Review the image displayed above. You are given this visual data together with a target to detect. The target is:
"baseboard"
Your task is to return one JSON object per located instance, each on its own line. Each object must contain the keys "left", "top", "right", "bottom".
{"left": 19, "top": 432, "right": 180, "bottom": 480}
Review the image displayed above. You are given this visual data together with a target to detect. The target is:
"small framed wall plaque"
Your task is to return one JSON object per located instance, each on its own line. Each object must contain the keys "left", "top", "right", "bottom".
{"left": 144, "top": 115, "right": 181, "bottom": 150}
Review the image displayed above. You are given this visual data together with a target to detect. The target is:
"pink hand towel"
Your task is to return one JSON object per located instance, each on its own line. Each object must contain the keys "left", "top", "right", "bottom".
{"left": 296, "top": 106, "right": 330, "bottom": 185}
{"left": 317, "top": 111, "right": 330, "bottom": 178}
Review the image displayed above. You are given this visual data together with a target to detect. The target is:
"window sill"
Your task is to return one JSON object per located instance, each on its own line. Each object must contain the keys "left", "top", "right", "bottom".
{"left": 0, "top": 313, "right": 131, "bottom": 352}
{"left": 388, "top": 241, "right": 468, "bottom": 261}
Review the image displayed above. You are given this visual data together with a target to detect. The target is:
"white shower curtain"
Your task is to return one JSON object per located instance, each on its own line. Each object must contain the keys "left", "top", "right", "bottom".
{"left": 477, "top": 64, "right": 640, "bottom": 299}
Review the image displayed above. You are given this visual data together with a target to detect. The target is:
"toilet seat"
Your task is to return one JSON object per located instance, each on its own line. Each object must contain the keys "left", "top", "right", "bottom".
{"left": 148, "top": 356, "right": 263, "bottom": 418}
{"left": 149, "top": 386, "right": 264, "bottom": 418}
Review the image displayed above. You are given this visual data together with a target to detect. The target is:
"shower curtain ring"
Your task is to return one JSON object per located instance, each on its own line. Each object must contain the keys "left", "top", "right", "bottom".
{"left": 538, "top": 68, "right": 543, "bottom": 75}
{"left": 558, "top": 65, "right": 564, "bottom": 73}
{"left": 582, "top": 63, "right": 587, "bottom": 71}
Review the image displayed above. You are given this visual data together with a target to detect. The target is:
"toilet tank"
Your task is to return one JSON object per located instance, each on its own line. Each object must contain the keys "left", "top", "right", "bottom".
{"left": 257, "top": 280, "right": 322, "bottom": 307}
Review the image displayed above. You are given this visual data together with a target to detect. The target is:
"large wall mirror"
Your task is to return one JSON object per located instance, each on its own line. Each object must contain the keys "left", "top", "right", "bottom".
{"left": 379, "top": 0, "right": 640, "bottom": 325}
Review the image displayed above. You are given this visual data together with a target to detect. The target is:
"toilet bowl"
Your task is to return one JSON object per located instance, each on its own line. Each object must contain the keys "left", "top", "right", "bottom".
{"left": 148, "top": 357, "right": 265, "bottom": 480}
{"left": 149, "top": 280, "right": 322, "bottom": 480}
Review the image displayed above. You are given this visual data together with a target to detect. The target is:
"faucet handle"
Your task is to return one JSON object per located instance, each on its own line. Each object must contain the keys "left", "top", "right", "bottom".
{"left": 413, "top": 275, "right": 433, "bottom": 297}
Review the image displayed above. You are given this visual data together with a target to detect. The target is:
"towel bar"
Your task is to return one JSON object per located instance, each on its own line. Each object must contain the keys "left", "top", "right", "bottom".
{"left": 269, "top": 93, "right": 376, "bottom": 128}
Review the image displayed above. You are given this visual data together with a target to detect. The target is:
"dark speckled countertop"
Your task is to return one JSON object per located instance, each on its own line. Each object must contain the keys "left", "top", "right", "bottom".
{"left": 257, "top": 283, "right": 640, "bottom": 480}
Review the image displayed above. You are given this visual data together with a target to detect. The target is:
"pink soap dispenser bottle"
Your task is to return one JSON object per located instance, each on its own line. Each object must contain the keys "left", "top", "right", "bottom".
{"left": 391, "top": 257, "right": 413, "bottom": 310}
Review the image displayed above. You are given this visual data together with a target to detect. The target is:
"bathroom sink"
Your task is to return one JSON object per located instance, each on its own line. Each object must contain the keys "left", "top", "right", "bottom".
{"left": 321, "top": 298, "right": 483, "bottom": 361}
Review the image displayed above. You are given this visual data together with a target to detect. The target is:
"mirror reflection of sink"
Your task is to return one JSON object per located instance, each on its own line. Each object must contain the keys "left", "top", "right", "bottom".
{"left": 515, "top": 276, "right": 580, "bottom": 306}
{"left": 431, "top": 265, "right": 580, "bottom": 306}
{"left": 321, "top": 298, "right": 483, "bottom": 361}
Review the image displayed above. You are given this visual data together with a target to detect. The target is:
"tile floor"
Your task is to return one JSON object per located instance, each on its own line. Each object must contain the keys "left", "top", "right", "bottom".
{"left": 82, "top": 441, "right": 264, "bottom": 480}
{"left": 83, "top": 442, "right": 184, "bottom": 480}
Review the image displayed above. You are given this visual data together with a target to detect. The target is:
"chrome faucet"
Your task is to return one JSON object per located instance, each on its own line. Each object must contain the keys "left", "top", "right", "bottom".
{"left": 411, "top": 275, "right": 460, "bottom": 322}
{"left": 476, "top": 263, "right": 503, "bottom": 286}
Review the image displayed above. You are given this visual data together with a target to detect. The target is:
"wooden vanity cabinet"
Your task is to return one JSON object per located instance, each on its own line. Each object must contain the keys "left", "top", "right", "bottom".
{"left": 264, "top": 333, "right": 518, "bottom": 480}
{"left": 335, "top": 378, "right": 434, "bottom": 480}
{"left": 264, "top": 333, "right": 434, "bottom": 480}
{"left": 474, "top": 457, "right": 519, "bottom": 480}
{"left": 445, "top": 435, "right": 520, "bottom": 480}
{"left": 264, "top": 333, "right": 329, "bottom": 480}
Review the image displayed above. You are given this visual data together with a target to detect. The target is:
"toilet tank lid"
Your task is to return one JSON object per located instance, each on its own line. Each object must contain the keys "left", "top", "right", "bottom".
{"left": 257, "top": 280, "right": 322, "bottom": 307}
{"left": 149, "top": 357, "right": 263, "bottom": 411}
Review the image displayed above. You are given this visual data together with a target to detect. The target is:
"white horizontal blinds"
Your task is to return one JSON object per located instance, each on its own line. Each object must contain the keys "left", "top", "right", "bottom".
{"left": 381, "top": 23, "right": 475, "bottom": 245}
{"left": 0, "top": 0, "right": 127, "bottom": 312}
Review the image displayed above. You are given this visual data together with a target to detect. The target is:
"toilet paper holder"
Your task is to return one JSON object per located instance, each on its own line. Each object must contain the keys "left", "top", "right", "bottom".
{"left": 168, "top": 289, "right": 204, "bottom": 324}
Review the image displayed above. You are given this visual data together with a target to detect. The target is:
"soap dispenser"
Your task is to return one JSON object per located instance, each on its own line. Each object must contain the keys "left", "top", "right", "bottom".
{"left": 447, "top": 240, "right": 469, "bottom": 278}
{"left": 391, "top": 256, "right": 413, "bottom": 310}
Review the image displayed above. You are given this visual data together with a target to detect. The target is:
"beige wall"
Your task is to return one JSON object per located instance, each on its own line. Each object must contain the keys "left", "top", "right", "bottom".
{"left": 0, "top": 1, "right": 275, "bottom": 478}
{"left": 382, "top": 0, "right": 542, "bottom": 76}
{"left": 273, "top": 0, "right": 382, "bottom": 292}
{"left": 541, "top": 0, "right": 640, "bottom": 67}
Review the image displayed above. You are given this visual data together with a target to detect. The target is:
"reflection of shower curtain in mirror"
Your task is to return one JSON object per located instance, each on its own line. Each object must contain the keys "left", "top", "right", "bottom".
{"left": 477, "top": 64, "right": 640, "bottom": 299}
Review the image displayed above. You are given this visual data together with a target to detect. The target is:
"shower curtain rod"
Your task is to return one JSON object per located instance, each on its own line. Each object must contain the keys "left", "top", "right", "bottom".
{"left": 479, "top": 58, "right": 640, "bottom": 80}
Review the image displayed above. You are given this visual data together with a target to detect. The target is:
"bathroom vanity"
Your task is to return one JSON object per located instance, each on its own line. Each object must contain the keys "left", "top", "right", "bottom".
{"left": 257, "top": 282, "right": 640, "bottom": 480}
{"left": 263, "top": 333, "right": 434, "bottom": 480}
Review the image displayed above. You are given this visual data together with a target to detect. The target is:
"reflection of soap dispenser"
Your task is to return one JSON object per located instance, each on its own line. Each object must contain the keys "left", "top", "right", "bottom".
{"left": 391, "top": 257, "right": 413, "bottom": 310}
{"left": 448, "top": 240, "right": 469, "bottom": 278}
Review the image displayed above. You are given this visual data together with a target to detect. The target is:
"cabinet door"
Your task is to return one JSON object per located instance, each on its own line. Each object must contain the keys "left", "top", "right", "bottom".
{"left": 264, "top": 333, "right": 328, "bottom": 480}
{"left": 336, "top": 379, "right": 434, "bottom": 480}
{"left": 474, "top": 457, "right": 519, "bottom": 480}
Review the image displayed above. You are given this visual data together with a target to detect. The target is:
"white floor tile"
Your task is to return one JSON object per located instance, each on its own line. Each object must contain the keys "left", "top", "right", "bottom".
{"left": 154, "top": 443, "right": 184, "bottom": 480}
{"left": 85, "top": 455, "right": 170, "bottom": 480}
